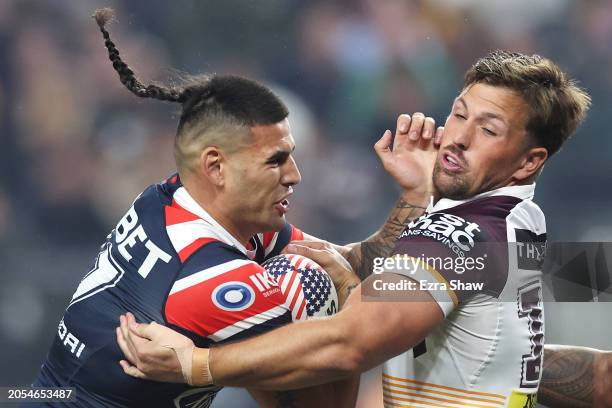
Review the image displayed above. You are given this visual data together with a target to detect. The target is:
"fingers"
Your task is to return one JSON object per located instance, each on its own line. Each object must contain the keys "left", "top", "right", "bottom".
{"left": 286, "top": 240, "right": 332, "bottom": 251}
{"left": 116, "top": 326, "right": 137, "bottom": 365}
{"left": 422, "top": 117, "right": 436, "bottom": 140}
{"left": 393, "top": 114, "right": 412, "bottom": 149}
{"left": 119, "top": 359, "right": 148, "bottom": 379}
{"left": 285, "top": 243, "right": 327, "bottom": 262}
{"left": 392, "top": 113, "right": 436, "bottom": 149}
{"left": 124, "top": 312, "right": 155, "bottom": 340}
{"left": 407, "top": 113, "right": 426, "bottom": 141}
{"left": 396, "top": 113, "right": 411, "bottom": 135}
{"left": 119, "top": 314, "right": 140, "bottom": 365}
{"left": 434, "top": 126, "right": 444, "bottom": 147}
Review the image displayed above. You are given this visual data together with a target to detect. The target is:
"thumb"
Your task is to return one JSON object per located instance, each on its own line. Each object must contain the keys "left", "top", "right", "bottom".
{"left": 374, "top": 130, "right": 393, "bottom": 161}
{"left": 129, "top": 321, "right": 154, "bottom": 339}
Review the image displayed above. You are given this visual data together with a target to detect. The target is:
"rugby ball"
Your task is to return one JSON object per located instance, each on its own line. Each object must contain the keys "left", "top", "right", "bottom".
{"left": 262, "top": 254, "right": 338, "bottom": 320}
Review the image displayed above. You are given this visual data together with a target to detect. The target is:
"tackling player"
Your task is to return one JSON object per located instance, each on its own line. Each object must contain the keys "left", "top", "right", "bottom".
{"left": 116, "top": 51, "right": 611, "bottom": 407}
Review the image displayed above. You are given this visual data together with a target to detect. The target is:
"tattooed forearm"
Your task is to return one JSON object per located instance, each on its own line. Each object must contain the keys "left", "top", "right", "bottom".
{"left": 538, "top": 345, "right": 596, "bottom": 408}
{"left": 346, "top": 198, "right": 426, "bottom": 281}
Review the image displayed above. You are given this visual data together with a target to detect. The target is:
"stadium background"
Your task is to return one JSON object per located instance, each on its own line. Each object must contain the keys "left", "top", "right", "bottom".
{"left": 0, "top": 0, "right": 610, "bottom": 406}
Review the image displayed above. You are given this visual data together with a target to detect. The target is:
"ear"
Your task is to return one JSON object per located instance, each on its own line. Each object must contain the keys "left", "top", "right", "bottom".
{"left": 198, "top": 147, "right": 225, "bottom": 186}
{"left": 512, "top": 146, "right": 548, "bottom": 182}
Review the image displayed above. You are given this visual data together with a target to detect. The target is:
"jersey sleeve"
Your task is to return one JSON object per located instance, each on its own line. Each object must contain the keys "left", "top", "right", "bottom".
{"left": 253, "top": 222, "right": 304, "bottom": 263}
{"left": 164, "top": 241, "right": 292, "bottom": 345}
{"left": 390, "top": 209, "right": 509, "bottom": 317}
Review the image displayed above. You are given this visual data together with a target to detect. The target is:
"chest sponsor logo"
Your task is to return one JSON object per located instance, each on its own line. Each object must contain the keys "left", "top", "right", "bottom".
{"left": 401, "top": 212, "right": 481, "bottom": 256}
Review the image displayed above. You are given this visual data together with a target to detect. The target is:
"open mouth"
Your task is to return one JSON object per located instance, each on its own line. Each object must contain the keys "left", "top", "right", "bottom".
{"left": 274, "top": 198, "right": 290, "bottom": 215}
{"left": 441, "top": 152, "right": 464, "bottom": 172}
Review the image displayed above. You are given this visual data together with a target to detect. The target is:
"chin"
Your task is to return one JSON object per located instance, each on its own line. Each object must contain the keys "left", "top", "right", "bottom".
{"left": 433, "top": 174, "right": 472, "bottom": 200}
{"left": 263, "top": 216, "right": 286, "bottom": 232}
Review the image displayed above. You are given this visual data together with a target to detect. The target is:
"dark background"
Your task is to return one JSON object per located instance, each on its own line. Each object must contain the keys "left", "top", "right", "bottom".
{"left": 0, "top": 1, "right": 610, "bottom": 406}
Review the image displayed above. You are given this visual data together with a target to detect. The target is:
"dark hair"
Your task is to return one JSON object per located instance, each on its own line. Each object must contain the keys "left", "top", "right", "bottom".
{"left": 464, "top": 50, "right": 591, "bottom": 156}
{"left": 92, "top": 8, "right": 288, "bottom": 136}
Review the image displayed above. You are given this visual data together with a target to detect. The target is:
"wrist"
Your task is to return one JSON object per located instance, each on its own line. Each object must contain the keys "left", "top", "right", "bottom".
{"left": 191, "top": 348, "right": 214, "bottom": 386}
{"left": 400, "top": 189, "right": 431, "bottom": 208}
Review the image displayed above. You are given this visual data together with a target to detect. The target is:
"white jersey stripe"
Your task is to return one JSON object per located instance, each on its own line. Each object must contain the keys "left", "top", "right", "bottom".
{"left": 166, "top": 220, "right": 224, "bottom": 253}
{"left": 264, "top": 232, "right": 279, "bottom": 257}
{"left": 208, "top": 305, "right": 287, "bottom": 341}
{"left": 249, "top": 275, "right": 266, "bottom": 292}
{"left": 169, "top": 259, "right": 254, "bottom": 295}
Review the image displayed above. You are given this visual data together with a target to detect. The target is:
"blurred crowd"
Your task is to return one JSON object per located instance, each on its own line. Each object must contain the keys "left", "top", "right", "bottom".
{"left": 0, "top": 0, "right": 611, "bottom": 399}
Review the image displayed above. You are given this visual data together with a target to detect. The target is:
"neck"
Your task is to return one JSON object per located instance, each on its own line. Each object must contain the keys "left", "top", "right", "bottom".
{"left": 180, "top": 174, "right": 253, "bottom": 247}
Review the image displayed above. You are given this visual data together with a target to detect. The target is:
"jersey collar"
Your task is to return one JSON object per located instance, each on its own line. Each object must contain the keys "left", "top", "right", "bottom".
{"left": 428, "top": 183, "right": 536, "bottom": 213}
{"left": 173, "top": 186, "right": 249, "bottom": 256}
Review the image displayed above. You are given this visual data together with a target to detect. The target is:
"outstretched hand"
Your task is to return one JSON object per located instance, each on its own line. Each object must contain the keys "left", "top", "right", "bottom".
{"left": 116, "top": 312, "right": 192, "bottom": 384}
{"left": 374, "top": 113, "right": 441, "bottom": 198}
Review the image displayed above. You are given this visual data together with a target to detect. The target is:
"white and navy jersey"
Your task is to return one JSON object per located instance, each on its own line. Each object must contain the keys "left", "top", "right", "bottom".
{"left": 33, "top": 174, "right": 304, "bottom": 408}
{"left": 383, "top": 184, "right": 546, "bottom": 408}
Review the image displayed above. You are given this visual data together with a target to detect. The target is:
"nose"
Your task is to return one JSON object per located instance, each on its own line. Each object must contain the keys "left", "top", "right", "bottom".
{"left": 282, "top": 156, "right": 301, "bottom": 186}
{"left": 451, "top": 122, "right": 473, "bottom": 150}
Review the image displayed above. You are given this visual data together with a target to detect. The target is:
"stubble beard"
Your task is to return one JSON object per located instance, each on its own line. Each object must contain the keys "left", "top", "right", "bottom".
{"left": 432, "top": 161, "right": 472, "bottom": 200}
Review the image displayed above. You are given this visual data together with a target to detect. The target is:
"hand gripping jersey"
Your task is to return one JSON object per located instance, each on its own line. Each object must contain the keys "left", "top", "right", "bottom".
{"left": 33, "top": 174, "right": 304, "bottom": 407}
{"left": 383, "top": 184, "right": 546, "bottom": 408}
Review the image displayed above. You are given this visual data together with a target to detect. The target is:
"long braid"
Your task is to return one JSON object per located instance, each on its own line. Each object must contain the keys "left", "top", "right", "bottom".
{"left": 92, "top": 8, "right": 184, "bottom": 103}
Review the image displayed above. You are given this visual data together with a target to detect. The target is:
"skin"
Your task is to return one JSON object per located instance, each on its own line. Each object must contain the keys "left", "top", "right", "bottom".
{"left": 175, "top": 118, "right": 363, "bottom": 407}
{"left": 114, "top": 84, "right": 609, "bottom": 405}
{"left": 433, "top": 82, "right": 547, "bottom": 200}
{"left": 181, "top": 118, "right": 301, "bottom": 247}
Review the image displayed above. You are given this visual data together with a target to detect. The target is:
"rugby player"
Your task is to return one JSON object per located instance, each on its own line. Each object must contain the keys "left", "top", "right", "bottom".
{"left": 31, "top": 9, "right": 434, "bottom": 407}
{"left": 116, "top": 51, "right": 612, "bottom": 407}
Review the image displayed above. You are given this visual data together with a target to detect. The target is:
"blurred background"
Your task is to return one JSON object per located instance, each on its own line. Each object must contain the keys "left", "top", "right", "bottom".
{"left": 0, "top": 0, "right": 610, "bottom": 406}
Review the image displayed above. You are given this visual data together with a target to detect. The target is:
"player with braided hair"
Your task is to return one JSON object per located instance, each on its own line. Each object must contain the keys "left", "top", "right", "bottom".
{"left": 30, "top": 8, "right": 434, "bottom": 408}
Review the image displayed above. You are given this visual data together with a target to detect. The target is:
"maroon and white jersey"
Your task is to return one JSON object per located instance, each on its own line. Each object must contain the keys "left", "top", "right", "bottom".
{"left": 383, "top": 184, "right": 546, "bottom": 408}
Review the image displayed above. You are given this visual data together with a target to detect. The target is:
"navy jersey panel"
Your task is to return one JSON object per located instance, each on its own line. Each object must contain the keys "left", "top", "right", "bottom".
{"left": 33, "top": 175, "right": 295, "bottom": 407}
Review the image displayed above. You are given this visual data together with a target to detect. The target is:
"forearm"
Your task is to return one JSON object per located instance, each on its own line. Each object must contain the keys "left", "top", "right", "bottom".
{"left": 346, "top": 192, "right": 428, "bottom": 280}
{"left": 206, "top": 283, "right": 440, "bottom": 390}
{"left": 538, "top": 344, "right": 602, "bottom": 407}
{"left": 209, "top": 312, "right": 361, "bottom": 390}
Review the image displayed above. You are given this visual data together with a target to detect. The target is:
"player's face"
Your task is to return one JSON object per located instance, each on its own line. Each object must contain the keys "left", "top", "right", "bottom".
{"left": 433, "top": 83, "right": 531, "bottom": 200}
{"left": 224, "top": 118, "right": 301, "bottom": 234}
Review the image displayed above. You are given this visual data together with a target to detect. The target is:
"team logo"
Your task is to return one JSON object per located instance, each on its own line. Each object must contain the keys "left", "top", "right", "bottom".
{"left": 211, "top": 281, "right": 255, "bottom": 311}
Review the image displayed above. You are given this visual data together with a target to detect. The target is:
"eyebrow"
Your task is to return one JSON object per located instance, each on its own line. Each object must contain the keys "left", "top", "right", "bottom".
{"left": 265, "top": 147, "right": 293, "bottom": 163}
{"left": 455, "top": 97, "right": 507, "bottom": 125}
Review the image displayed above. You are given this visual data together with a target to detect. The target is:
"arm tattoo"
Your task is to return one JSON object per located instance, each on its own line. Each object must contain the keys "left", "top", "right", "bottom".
{"left": 346, "top": 198, "right": 426, "bottom": 281}
{"left": 538, "top": 346, "right": 594, "bottom": 408}
{"left": 274, "top": 391, "right": 298, "bottom": 408}
{"left": 346, "top": 283, "right": 358, "bottom": 297}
